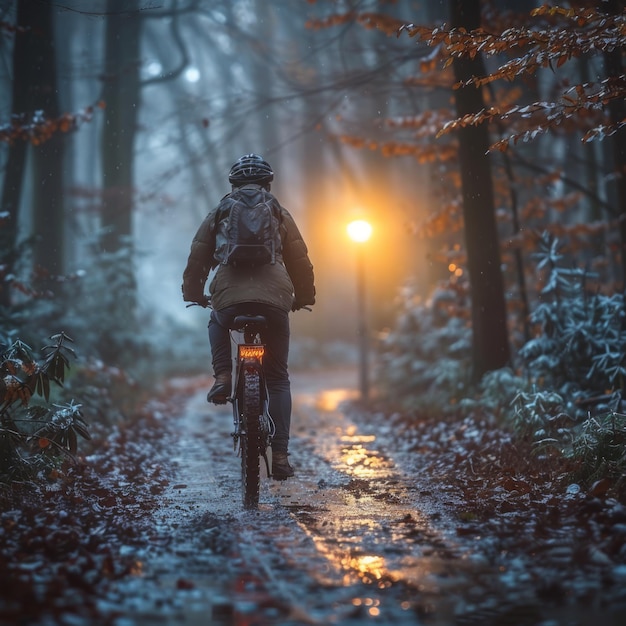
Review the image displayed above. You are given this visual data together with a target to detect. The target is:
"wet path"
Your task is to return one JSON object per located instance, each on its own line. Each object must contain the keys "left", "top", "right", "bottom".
{"left": 116, "top": 369, "right": 624, "bottom": 625}
{"left": 124, "top": 368, "right": 475, "bottom": 625}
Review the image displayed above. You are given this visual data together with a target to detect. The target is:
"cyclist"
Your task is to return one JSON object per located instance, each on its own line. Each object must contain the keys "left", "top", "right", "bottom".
{"left": 182, "top": 154, "right": 316, "bottom": 480}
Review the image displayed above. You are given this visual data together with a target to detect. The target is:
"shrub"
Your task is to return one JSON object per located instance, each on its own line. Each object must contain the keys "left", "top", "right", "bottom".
{"left": 569, "top": 412, "right": 626, "bottom": 490}
{"left": 0, "top": 333, "right": 90, "bottom": 481}
{"left": 519, "top": 233, "right": 626, "bottom": 413}
{"left": 377, "top": 281, "right": 473, "bottom": 413}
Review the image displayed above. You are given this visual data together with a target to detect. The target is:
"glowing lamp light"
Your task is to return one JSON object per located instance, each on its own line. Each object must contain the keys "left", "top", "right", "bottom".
{"left": 347, "top": 220, "right": 372, "bottom": 243}
{"left": 346, "top": 218, "right": 373, "bottom": 401}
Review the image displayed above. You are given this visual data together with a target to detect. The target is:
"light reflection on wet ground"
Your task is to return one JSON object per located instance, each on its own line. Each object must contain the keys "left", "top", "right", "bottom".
{"left": 149, "top": 369, "right": 475, "bottom": 624}
{"left": 120, "top": 369, "right": 624, "bottom": 626}
{"left": 274, "top": 376, "right": 477, "bottom": 624}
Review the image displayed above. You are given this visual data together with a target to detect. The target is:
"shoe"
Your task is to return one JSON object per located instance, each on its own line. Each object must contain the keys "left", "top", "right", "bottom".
{"left": 207, "top": 372, "right": 232, "bottom": 404}
{"left": 272, "top": 451, "right": 294, "bottom": 480}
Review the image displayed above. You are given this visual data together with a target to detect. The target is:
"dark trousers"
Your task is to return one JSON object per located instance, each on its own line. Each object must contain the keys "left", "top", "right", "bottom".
{"left": 208, "top": 303, "right": 291, "bottom": 453}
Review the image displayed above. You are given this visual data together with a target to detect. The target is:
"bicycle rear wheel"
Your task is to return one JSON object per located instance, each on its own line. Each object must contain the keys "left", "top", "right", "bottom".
{"left": 240, "top": 365, "right": 262, "bottom": 509}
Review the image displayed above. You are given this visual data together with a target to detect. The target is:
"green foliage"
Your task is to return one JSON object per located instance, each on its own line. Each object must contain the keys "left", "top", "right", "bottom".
{"left": 54, "top": 244, "right": 143, "bottom": 368}
{"left": 485, "top": 234, "right": 626, "bottom": 489}
{"left": 0, "top": 333, "right": 90, "bottom": 481}
{"left": 519, "top": 233, "right": 626, "bottom": 409}
{"left": 510, "top": 388, "right": 576, "bottom": 446}
{"left": 2, "top": 241, "right": 148, "bottom": 370}
{"left": 378, "top": 231, "right": 626, "bottom": 494}
{"left": 569, "top": 412, "right": 626, "bottom": 489}
{"left": 461, "top": 367, "right": 529, "bottom": 421}
{"left": 377, "top": 281, "right": 473, "bottom": 413}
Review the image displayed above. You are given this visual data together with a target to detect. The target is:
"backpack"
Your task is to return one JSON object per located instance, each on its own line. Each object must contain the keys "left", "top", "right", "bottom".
{"left": 214, "top": 186, "right": 282, "bottom": 268}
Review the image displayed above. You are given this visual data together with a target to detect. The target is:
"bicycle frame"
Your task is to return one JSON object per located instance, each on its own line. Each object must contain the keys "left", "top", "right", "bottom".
{"left": 229, "top": 315, "right": 274, "bottom": 509}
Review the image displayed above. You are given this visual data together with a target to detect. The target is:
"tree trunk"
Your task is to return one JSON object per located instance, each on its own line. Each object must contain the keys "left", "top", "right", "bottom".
{"left": 601, "top": 0, "right": 626, "bottom": 293}
{"left": 100, "top": 0, "right": 142, "bottom": 254}
{"left": 449, "top": 0, "right": 510, "bottom": 379}
{"left": 0, "top": 1, "right": 39, "bottom": 305}
{"left": 30, "top": 1, "right": 65, "bottom": 280}
{"left": 0, "top": 0, "right": 27, "bottom": 306}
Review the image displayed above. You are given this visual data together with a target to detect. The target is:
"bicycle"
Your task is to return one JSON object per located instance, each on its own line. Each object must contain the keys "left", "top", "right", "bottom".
{"left": 228, "top": 313, "right": 275, "bottom": 509}
{"left": 187, "top": 301, "right": 304, "bottom": 508}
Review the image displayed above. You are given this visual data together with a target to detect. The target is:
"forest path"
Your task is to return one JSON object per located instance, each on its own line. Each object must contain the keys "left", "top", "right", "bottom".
{"left": 114, "top": 368, "right": 626, "bottom": 625}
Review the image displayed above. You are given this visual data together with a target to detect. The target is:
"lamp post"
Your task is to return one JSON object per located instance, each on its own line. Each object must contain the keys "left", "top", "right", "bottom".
{"left": 347, "top": 219, "right": 372, "bottom": 402}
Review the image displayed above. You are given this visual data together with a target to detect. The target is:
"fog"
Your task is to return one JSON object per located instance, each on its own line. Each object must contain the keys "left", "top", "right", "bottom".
{"left": 0, "top": 1, "right": 449, "bottom": 355}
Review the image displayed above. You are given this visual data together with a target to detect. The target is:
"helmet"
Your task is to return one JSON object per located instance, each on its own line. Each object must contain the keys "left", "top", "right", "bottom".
{"left": 228, "top": 154, "right": 274, "bottom": 186}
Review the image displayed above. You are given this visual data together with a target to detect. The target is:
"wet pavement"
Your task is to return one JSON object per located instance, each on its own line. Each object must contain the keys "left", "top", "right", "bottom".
{"left": 96, "top": 367, "right": 626, "bottom": 626}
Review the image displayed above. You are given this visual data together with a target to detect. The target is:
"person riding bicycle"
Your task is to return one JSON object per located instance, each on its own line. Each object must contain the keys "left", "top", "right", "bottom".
{"left": 181, "top": 154, "right": 316, "bottom": 480}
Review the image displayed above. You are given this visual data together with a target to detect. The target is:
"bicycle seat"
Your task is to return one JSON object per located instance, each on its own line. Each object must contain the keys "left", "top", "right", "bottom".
{"left": 232, "top": 315, "right": 267, "bottom": 331}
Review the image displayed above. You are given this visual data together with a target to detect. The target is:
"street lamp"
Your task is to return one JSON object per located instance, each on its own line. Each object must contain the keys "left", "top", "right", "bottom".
{"left": 347, "top": 219, "right": 372, "bottom": 401}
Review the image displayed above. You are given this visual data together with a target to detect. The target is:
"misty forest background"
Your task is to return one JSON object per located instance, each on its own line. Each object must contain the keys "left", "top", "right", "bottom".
{"left": 1, "top": 0, "right": 626, "bottom": 493}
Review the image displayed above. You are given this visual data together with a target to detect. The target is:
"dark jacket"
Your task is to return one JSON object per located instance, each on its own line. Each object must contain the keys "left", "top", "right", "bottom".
{"left": 182, "top": 184, "right": 315, "bottom": 312}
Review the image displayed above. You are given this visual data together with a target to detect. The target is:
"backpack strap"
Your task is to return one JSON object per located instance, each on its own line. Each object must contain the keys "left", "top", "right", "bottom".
{"left": 209, "top": 198, "right": 231, "bottom": 269}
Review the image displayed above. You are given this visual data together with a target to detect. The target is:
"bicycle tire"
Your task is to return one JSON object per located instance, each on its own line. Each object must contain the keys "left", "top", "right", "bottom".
{"left": 240, "top": 364, "right": 262, "bottom": 509}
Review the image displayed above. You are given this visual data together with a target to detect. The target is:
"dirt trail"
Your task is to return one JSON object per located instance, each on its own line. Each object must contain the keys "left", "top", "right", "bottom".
{"left": 122, "top": 368, "right": 464, "bottom": 625}
{"left": 115, "top": 368, "right": 624, "bottom": 626}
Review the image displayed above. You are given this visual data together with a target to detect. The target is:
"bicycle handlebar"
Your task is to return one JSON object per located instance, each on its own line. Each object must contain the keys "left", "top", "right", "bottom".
{"left": 186, "top": 300, "right": 312, "bottom": 312}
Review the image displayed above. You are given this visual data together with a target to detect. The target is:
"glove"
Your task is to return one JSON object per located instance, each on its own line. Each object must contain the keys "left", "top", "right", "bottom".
{"left": 291, "top": 297, "right": 314, "bottom": 312}
{"left": 182, "top": 286, "right": 210, "bottom": 308}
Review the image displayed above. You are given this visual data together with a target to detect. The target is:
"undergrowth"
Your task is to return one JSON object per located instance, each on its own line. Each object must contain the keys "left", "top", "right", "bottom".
{"left": 379, "top": 233, "right": 626, "bottom": 497}
{"left": 0, "top": 333, "right": 90, "bottom": 482}
{"left": 377, "top": 280, "right": 473, "bottom": 415}
{"left": 0, "top": 241, "right": 166, "bottom": 484}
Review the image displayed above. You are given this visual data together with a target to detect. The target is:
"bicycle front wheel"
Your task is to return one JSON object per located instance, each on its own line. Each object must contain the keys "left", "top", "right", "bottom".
{"left": 240, "top": 365, "right": 262, "bottom": 509}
